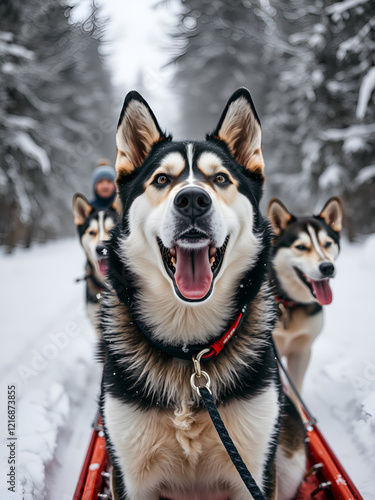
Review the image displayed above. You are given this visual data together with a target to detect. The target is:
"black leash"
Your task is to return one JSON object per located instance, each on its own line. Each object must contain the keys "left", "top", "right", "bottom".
{"left": 200, "top": 387, "right": 266, "bottom": 500}
{"left": 75, "top": 272, "right": 107, "bottom": 292}
{"left": 190, "top": 338, "right": 316, "bottom": 499}
{"left": 271, "top": 337, "right": 317, "bottom": 427}
{"left": 190, "top": 350, "right": 266, "bottom": 500}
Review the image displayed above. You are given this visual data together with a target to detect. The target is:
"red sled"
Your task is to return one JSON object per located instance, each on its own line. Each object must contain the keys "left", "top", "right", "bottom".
{"left": 73, "top": 409, "right": 364, "bottom": 500}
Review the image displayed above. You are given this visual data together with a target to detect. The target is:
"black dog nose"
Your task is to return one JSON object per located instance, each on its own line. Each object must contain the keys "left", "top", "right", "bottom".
{"left": 96, "top": 243, "right": 106, "bottom": 256}
{"left": 174, "top": 187, "right": 212, "bottom": 218}
{"left": 320, "top": 262, "right": 335, "bottom": 277}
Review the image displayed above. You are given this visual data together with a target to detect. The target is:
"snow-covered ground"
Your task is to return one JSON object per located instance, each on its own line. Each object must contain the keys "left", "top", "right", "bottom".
{"left": 305, "top": 235, "right": 375, "bottom": 498}
{"left": 0, "top": 239, "right": 101, "bottom": 500}
{"left": 0, "top": 235, "right": 374, "bottom": 499}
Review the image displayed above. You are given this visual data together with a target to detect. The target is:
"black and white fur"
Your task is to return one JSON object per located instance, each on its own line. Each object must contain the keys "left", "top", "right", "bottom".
{"left": 72, "top": 193, "right": 118, "bottom": 336}
{"left": 99, "top": 89, "right": 306, "bottom": 500}
{"left": 267, "top": 197, "right": 342, "bottom": 411}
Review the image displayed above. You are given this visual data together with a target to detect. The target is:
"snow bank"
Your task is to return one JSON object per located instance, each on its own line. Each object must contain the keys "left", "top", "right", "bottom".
{"left": 0, "top": 239, "right": 101, "bottom": 500}
{"left": 18, "top": 384, "right": 70, "bottom": 499}
{"left": 305, "top": 236, "right": 375, "bottom": 498}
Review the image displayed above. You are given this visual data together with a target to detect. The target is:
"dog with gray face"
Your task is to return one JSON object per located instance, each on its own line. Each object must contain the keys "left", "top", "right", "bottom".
{"left": 99, "top": 89, "right": 306, "bottom": 500}
{"left": 267, "top": 197, "right": 343, "bottom": 411}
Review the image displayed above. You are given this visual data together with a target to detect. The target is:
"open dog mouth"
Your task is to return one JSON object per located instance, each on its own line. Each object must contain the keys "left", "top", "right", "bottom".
{"left": 158, "top": 230, "right": 229, "bottom": 302}
{"left": 97, "top": 257, "right": 108, "bottom": 276}
{"left": 294, "top": 267, "right": 332, "bottom": 305}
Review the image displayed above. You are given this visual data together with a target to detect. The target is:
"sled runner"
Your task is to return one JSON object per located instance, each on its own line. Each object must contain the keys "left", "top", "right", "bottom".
{"left": 73, "top": 409, "right": 364, "bottom": 500}
{"left": 73, "top": 413, "right": 110, "bottom": 500}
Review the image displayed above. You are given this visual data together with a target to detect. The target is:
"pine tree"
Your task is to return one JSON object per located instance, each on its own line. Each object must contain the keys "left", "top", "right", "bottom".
{"left": 169, "top": 0, "right": 275, "bottom": 138}
{"left": 170, "top": 0, "right": 375, "bottom": 237}
{"left": 0, "top": 0, "right": 115, "bottom": 251}
{"left": 264, "top": 0, "right": 375, "bottom": 238}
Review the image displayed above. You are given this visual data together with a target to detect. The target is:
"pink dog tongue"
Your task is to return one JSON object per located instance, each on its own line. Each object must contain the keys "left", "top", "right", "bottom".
{"left": 98, "top": 258, "right": 108, "bottom": 276}
{"left": 175, "top": 245, "right": 212, "bottom": 300}
{"left": 311, "top": 279, "right": 332, "bottom": 305}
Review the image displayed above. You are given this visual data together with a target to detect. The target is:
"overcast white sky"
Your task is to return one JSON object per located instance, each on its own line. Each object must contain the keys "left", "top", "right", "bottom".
{"left": 71, "top": 0, "right": 181, "bottom": 130}
{"left": 73, "top": 0, "right": 178, "bottom": 86}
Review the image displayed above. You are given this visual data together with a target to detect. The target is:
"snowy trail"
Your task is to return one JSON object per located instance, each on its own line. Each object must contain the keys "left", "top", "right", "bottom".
{"left": 0, "top": 236, "right": 374, "bottom": 499}
{"left": 0, "top": 239, "right": 101, "bottom": 500}
{"left": 305, "top": 236, "right": 375, "bottom": 498}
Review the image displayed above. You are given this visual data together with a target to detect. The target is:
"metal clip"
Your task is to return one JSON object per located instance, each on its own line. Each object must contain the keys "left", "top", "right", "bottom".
{"left": 92, "top": 407, "right": 103, "bottom": 431}
{"left": 191, "top": 348, "right": 211, "bottom": 397}
{"left": 304, "top": 462, "right": 323, "bottom": 479}
{"left": 311, "top": 481, "right": 331, "bottom": 497}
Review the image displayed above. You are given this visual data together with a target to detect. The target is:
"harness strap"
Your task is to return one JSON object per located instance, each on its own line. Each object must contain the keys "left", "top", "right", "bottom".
{"left": 75, "top": 273, "right": 106, "bottom": 291}
{"left": 275, "top": 296, "right": 299, "bottom": 309}
{"left": 271, "top": 337, "right": 317, "bottom": 426}
{"left": 200, "top": 387, "right": 266, "bottom": 500}
{"left": 202, "top": 306, "right": 246, "bottom": 359}
{"left": 136, "top": 305, "right": 247, "bottom": 361}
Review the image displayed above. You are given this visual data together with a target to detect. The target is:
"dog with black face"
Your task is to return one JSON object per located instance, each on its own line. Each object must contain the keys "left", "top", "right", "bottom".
{"left": 72, "top": 194, "right": 118, "bottom": 336}
{"left": 267, "top": 197, "right": 342, "bottom": 411}
{"left": 99, "top": 89, "right": 306, "bottom": 500}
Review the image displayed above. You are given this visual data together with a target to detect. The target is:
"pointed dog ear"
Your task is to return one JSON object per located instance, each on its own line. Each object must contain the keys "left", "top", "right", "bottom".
{"left": 208, "top": 88, "right": 264, "bottom": 183}
{"left": 73, "top": 193, "right": 92, "bottom": 226}
{"left": 319, "top": 197, "right": 343, "bottom": 232}
{"left": 115, "top": 91, "right": 168, "bottom": 182}
{"left": 267, "top": 198, "right": 294, "bottom": 236}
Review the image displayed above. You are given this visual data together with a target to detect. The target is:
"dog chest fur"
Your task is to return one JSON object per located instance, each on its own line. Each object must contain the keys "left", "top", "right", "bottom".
{"left": 273, "top": 308, "right": 323, "bottom": 356}
{"left": 104, "top": 383, "right": 279, "bottom": 499}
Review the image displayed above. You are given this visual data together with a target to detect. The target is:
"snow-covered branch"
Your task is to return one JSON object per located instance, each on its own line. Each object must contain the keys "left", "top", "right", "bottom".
{"left": 326, "top": 0, "right": 369, "bottom": 17}
{"left": 11, "top": 132, "right": 51, "bottom": 175}
{"left": 356, "top": 67, "right": 375, "bottom": 120}
{"left": 0, "top": 40, "right": 35, "bottom": 59}
{"left": 320, "top": 123, "right": 375, "bottom": 141}
{"left": 355, "top": 164, "right": 375, "bottom": 185}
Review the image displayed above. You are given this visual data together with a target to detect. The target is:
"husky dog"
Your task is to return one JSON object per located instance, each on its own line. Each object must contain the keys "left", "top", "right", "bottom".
{"left": 267, "top": 197, "right": 342, "bottom": 409}
{"left": 72, "top": 194, "right": 118, "bottom": 336}
{"left": 99, "top": 89, "right": 306, "bottom": 500}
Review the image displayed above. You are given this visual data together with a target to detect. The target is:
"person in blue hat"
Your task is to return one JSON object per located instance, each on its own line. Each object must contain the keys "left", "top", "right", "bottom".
{"left": 91, "top": 159, "right": 117, "bottom": 210}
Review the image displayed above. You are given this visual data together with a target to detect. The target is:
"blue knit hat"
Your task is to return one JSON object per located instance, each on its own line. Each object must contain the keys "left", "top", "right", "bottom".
{"left": 92, "top": 159, "right": 116, "bottom": 193}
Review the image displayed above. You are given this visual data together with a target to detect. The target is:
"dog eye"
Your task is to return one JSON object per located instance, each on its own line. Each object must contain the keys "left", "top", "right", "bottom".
{"left": 324, "top": 241, "right": 332, "bottom": 248}
{"left": 154, "top": 174, "right": 169, "bottom": 186}
{"left": 89, "top": 230, "right": 97, "bottom": 236}
{"left": 214, "top": 173, "right": 229, "bottom": 185}
{"left": 295, "top": 244, "right": 307, "bottom": 251}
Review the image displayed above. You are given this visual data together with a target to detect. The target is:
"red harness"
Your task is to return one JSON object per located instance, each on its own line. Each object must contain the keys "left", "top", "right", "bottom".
{"left": 275, "top": 296, "right": 298, "bottom": 309}
{"left": 202, "top": 306, "right": 247, "bottom": 359}
{"left": 136, "top": 305, "right": 247, "bottom": 361}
